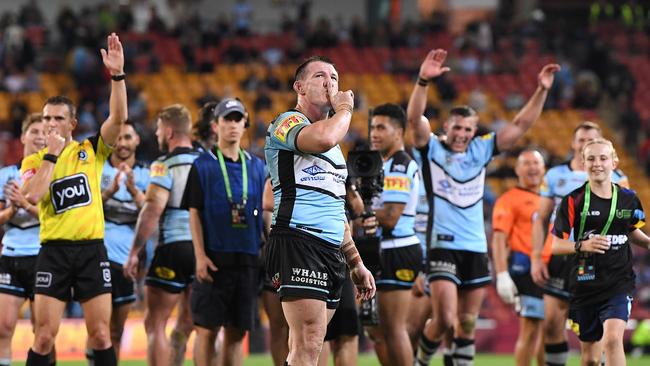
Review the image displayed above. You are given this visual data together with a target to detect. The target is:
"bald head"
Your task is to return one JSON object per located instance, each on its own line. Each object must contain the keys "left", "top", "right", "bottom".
{"left": 515, "top": 150, "right": 545, "bottom": 190}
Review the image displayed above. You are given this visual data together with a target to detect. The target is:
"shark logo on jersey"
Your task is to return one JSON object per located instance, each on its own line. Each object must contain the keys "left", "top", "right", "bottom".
{"left": 302, "top": 165, "right": 326, "bottom": 176}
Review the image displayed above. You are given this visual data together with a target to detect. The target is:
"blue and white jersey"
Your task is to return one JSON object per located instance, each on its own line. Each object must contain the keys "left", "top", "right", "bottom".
{"left": 420, "top": 132, "right": 498, "bottom": 253}
{"left": 149, "top": 147, "right": 201, "bottom": 245}
{"left": 372, "top": 150, "right": 420, "bottom": 249}
{"left": 0, "top": 164, "right": 40, "bottom": 256}
{"left": 542, "top": 162, "right": 627, "bottom": 227}
{"left": 101, "top": 160, "right": 150, "bottom": 265}
{"left": 265, "top": 110, "right": 347, "bottom": 246}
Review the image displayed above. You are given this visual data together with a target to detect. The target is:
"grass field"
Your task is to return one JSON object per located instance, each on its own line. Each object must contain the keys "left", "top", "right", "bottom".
{"left": 14, "top": 353, "right": 650, "bottom": 365}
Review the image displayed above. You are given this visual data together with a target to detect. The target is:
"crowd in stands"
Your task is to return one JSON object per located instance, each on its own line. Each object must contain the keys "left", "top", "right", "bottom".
{"left": 1, "top": 0, "right": 650, "bottom": 319}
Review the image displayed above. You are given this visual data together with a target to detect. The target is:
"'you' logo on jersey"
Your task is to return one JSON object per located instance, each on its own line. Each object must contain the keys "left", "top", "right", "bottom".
{"left": 50, "top": 173, "right": 92, "bottom": 214}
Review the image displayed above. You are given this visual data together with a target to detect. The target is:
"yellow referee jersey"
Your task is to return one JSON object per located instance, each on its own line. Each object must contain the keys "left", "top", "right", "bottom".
{"left": 21, "top": 134, "right": 112, "bottom": 243}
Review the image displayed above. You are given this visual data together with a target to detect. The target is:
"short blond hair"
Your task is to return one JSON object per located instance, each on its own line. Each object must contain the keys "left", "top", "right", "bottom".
{"left": 158, "top": 104, "right": 192, "bottom": 135}
{"left": 581, "top": 137, "right": 618, "bottom": 163}
{"left": 21, "top": 113, "right": 43, "bottom": 134}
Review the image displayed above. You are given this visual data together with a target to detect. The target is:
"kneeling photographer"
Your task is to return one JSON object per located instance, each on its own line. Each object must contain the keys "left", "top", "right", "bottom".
{"left": 357, "top": 104, "right": 423, "bottom": 366}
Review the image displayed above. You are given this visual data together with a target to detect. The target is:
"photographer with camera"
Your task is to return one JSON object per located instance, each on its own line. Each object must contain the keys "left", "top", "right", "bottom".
{"left": 360, "top": 103, "right": 422, "bottom": 366}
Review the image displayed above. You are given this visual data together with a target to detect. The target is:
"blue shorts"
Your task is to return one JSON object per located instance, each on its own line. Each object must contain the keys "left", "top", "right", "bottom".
{"left": 568, "top": 294, "right": 632, "bottom": 342}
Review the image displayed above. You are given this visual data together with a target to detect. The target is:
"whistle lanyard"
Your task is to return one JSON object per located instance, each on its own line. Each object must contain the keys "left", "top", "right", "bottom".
{"left": 577, "top": 183, "right": 617, "bottom": 240}
{"left": 215, "top": 148, "right": 248, "bottom": 204}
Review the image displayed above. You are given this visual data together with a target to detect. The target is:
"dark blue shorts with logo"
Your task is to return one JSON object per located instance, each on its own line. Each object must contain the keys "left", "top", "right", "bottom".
{"left": 568, "top": 293, "right": 632, "bottom": 342}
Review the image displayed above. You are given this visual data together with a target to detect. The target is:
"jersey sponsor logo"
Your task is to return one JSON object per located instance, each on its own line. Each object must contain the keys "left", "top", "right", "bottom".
{"left": 395, "top": 269, "right": 415, "bottom": 282}
{"left": 78, "top": 150, "right": 88, "bottom": 161}
{"left": 385, "top": 176, "right": 410, "bottom": 192}
{"left": 616, "top": 209, "right": 632, "bottom": 219}
{"left": 302, "top": 164, "right": 326, "bottom": 176}
{"left": 150, "top": 162, "right": 167, "bottom": 177}
{"left": 35, "top": 272, "right": 52, "bottom": 288}
{"left": 428, "top": 260, "right": 456, "bottom": 274}
{"left": 274, "top": 115, "right": 305, "bottom": 143}
{"left": 50, "top": 173, "right": 92, "bottom": 214}
{"left": 390, "top": 163, "right": 406, "bottom": 173}
{"left": 154, "top": 266, "right": 176, "bottom": 280}
{"left": 0, "top": 273, "right": 10, "bottom": 285}
{"left": 290, "top": 267, "right": 328, "bottom": 287}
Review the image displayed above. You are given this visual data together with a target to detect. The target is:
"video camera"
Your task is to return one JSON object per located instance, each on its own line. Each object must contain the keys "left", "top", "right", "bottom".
{"left": 347, "top": 149, "right": 383, "bottom": 326}
{"left": 347, "top": 150, "right": 384, "bottom": 207}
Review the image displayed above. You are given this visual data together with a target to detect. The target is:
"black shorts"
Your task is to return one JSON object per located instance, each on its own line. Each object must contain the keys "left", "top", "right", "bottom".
{"left": 544, "top": 255, "right": 571, "bottom": 301}
{"left": 0, "top": 255, "right": 38, "bottom": 300}
{"left": 426, "top": 248, "right": 491, "bottom": 289}
{"left": 512, "top": 273, "right": 544, "bottom": 319}
{"left": 568, "top": 294, "right": 632, "bottom": 342}
{"left": 376, "top": 244, "right": 422, "bottom": 291}
{"left": 191, "top": 265, "right": 259, "bottom": 331}
{"left": 325, "top": 272, "right": 360, "bottom": 341}
{"left": 110, "top": 261, "right": 135, "bottom": 307}
{"left": 259, "top": 244, "right": 276, "bottom": 293}
{"left": 145, "top": 241, "right": 195, "bottom": 294}
{"left": 34, "top": 241, "right": 112, "bottom": 302}
{"left": 265, "top": 228, "right": 346, "bottom": 310}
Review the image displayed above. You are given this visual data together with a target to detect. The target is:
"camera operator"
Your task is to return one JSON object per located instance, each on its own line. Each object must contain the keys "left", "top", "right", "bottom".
{"left": 363, "top": 103, "right": 422, "bottom": 366}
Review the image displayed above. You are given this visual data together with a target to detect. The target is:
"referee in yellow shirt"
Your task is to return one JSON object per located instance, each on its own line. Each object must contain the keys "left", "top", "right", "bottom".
{"left": 20, "top": 33, "right": 127, "bottom": 366}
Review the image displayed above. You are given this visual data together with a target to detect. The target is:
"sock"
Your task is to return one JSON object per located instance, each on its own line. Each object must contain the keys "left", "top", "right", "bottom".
{"left": 452, "top": 338, "right": 475, "bottom": 366}
{"left": 0, "top": 357, "right": 11, "bottom": 366}
{"left": 545, "top": 342, "right": 569, "bottom": 366}
{"left": 169, "top": 329, "right": 188, "bottom": 366}
{"left": 93, "top": 347, "right": 117, "bottom": 366}
{"left": 443, "top": 348, "right": 453, "bottom": 366}
{"left": 415, "top": 332, "right": 441, "bottom": 366}
{"left": 27, "top": 348, "right": 50, "bottom": 366}
{"left": 85, "top": 348, "right": 95, "bottom": 366}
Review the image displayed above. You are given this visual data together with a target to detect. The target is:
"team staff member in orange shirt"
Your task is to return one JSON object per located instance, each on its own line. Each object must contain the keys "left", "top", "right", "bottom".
{"left": 491, "top": 149, "right": 547, "bottom": 366}
{"left": 21, "top": 33, "right": 127, "bottom": 366}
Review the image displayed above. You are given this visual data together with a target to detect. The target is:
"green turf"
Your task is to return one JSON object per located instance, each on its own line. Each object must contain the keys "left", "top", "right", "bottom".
{"left": 12, "top": 353, "right": 650, "bottom": 365}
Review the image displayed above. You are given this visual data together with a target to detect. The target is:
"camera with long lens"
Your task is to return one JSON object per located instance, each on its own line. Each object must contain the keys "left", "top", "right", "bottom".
{"left": 347, "top": 150, "right": 383, "bottom": 326}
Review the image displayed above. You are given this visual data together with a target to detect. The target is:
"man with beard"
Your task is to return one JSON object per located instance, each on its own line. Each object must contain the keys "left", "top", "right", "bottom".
{"left": 264, "top": 56, "right": 375, "bottom": 366}
{"left": 124, "top": 105, "right": 201, "bottom": 366}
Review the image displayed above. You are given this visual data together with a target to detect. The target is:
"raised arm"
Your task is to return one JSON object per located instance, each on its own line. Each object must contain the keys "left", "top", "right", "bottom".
{"left": 407, "top": 49, "right": 450, "bottom": 148}
{"left": 99, "top": 33, "right": 128, "bottom": 147}
{"left": 295, "top": 84, "right": 354, "bottom": 153}
{"left": 496, "top": 64, "right": 560, "bottom": 151}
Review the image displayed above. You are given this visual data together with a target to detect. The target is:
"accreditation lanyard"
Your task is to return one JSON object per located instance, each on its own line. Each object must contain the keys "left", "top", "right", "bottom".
{"left": 215, "top": 148, "right": 248, "bottom": 204}
{"left": 577, "top": 183, "right": 617, "bottom": 240}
